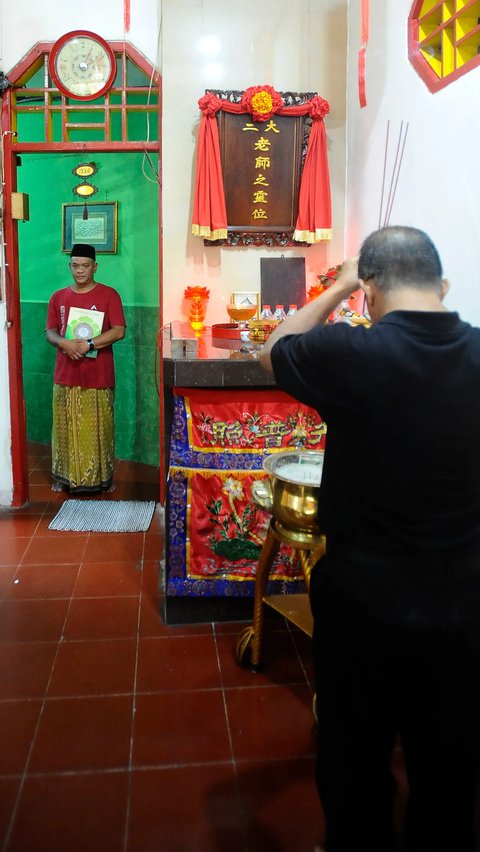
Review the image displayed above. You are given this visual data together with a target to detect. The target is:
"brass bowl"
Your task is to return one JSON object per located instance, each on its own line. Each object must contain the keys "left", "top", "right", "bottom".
{"left": 251, "top": 450, "right": 324, "bottom": 535}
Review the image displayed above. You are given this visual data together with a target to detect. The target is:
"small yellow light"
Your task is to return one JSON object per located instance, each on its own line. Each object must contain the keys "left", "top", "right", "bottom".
{"left": 73, "top": 183, "right": 97, "bottom": 197}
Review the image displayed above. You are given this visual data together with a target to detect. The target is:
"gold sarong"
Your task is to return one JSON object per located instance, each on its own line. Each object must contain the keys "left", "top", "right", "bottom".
{"left": 52, "top": 384, "right": 114, "bottom": 493}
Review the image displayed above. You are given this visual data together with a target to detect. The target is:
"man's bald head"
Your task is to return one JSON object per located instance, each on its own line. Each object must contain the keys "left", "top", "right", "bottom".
{"left": 358, "top": 226, "right": 444, "bottom": 294}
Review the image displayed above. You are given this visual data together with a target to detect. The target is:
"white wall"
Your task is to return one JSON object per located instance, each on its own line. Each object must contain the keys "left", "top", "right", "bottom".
{"left": 162, "top": 0, "right": 348, "bottom": 325}
{"left": 346, "top": 0, "right": 480, "bottom": 324}
{"left": 0, "top": 0, "right": 160, "bottom": 72}
{"left": 4, "top": 0, "right": 476, "bottom": 503}
{"left": 0, "top": 0, "right": 347, "bottom": 504}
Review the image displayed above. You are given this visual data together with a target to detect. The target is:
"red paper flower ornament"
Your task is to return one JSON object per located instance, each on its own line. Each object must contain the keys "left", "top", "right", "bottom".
{"left": 241, "top": 85, "right": 283, "bottom": 122}
{"left": 198, "top": 92, "right": 223, "bottom": 117}
{"left": 308, "top": 96, "right": 331, "bottom": 119}
{"left": 307, "top": 265, "right": 340, "bottom": 301}
{"left": 184, "top": 286, "right": 210, "bottom": 300}
{"left": 319, "top": 265, "right": 340, "bottom": 286}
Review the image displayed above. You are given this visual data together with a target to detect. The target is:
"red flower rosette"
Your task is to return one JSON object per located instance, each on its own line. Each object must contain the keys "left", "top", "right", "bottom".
{"left": 308, "top": 95, "right": 331, "bottom": 119}
{"left": 198, "top": 92, "right": 223, "bottom": 117}
{"left": 240, "top": 85, "right": 283, "bottom": 122}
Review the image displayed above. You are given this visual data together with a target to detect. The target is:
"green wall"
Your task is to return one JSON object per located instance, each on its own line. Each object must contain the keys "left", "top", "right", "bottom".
{"left": 18, "top": 151, "right": 160, "bottom": 466}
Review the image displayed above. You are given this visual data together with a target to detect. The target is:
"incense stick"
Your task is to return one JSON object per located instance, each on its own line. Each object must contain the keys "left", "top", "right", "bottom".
{"left": 383, "top": 120, "right": 404, "bottom": 228}
{"left": 384, "top": 123, "right": 409, "bottom": 227}
{"left": 379, "top": 120, "right": 409, "bottom": 229}
{"left": 378, "top": 120, "right": 390, "bottom": 230}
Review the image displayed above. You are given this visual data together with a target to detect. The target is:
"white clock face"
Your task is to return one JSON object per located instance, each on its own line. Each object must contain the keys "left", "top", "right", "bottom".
{"left": 54, "top": 36, "right": 114, "bottom": 98}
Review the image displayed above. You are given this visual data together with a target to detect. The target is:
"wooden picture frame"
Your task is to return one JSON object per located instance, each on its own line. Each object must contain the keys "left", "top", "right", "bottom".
{"left": 62, "top": 201, "right": 118, "bottom": 254}
{"left": 206, "top": 90, "right": 314, "bottom": 248}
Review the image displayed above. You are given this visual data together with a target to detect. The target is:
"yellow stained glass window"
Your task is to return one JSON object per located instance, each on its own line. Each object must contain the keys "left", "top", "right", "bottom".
{"left": 408, "top": 0, "right": 480, "bottom": 91}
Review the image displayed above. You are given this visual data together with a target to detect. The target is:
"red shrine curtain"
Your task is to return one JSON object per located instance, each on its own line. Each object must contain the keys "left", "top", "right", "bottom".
{"left": 191, "top": 105, "right": 228, "bottom": 241}
{"left": 191, "top": 87, "right": 332, "bottom": 244}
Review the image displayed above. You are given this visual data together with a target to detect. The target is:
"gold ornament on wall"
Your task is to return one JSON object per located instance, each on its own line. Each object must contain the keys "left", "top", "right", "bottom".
{"left": 72, "top": 162, "right": 98, "bottom": 218}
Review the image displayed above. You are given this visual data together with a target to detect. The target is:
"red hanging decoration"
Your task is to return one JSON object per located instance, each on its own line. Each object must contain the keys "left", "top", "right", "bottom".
{"left": 358, "top": 0, "right": 370, "bottom": 108}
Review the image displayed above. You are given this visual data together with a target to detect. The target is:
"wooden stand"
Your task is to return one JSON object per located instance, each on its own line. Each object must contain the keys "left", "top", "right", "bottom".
{"left": 236, "top": 518, "right": 325, "bottom": 670}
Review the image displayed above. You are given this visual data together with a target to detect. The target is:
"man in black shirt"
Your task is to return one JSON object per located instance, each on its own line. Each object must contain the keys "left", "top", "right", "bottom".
{"left": 260, "top": 226, "right": 480, "bottom": 852}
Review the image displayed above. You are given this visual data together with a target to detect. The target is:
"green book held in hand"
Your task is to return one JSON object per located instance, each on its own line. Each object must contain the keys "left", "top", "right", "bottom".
{"left": 65, "top": 307, "right": 105, "bottom": 359}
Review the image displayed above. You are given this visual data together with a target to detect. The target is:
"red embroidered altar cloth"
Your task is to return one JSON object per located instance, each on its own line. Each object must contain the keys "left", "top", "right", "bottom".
{"left": 166, "top": 388, "right": 326, "bottom": 597}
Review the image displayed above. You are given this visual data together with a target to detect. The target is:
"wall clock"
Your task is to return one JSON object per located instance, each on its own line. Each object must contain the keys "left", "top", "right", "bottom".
{"left": 49, "top": 30, "right": 116, "bottom": 100}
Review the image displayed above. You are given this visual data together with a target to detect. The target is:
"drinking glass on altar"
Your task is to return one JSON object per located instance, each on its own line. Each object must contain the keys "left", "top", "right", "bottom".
{"left": 226, "top": 303, "right": 258, "bottom": 330}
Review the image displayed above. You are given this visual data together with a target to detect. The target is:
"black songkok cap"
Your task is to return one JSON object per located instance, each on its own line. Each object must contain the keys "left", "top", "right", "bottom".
{"left": 70, "top": 244, "right": 96, "bottom": 260}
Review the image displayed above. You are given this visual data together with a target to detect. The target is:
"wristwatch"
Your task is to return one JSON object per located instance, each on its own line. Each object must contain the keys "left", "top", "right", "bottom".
{"left": 87, "top": 339, "right": 95, "bottom": 352}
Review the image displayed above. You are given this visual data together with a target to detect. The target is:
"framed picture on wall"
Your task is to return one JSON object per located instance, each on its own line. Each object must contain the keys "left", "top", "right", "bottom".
{"left": 62, "top": 201, "right": 118, "bottom": 254}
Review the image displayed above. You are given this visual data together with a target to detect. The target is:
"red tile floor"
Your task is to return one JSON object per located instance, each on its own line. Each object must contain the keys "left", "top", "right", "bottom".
{"left": 0, "top": 443, "right": 327, "bottom": 852}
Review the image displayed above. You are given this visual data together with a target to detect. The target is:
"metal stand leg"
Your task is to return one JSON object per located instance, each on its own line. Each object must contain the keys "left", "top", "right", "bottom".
{"left": 297, "top": 541, "right": 326, "bottom": 592}
{"left": 235, "top": 522, "right": 325, "bottom": 671}
{"left": 250, "top": 523, "right": 281, "bottom": 669}
{"left": 235, "top": 521, "right": 280, "bottom": 671}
